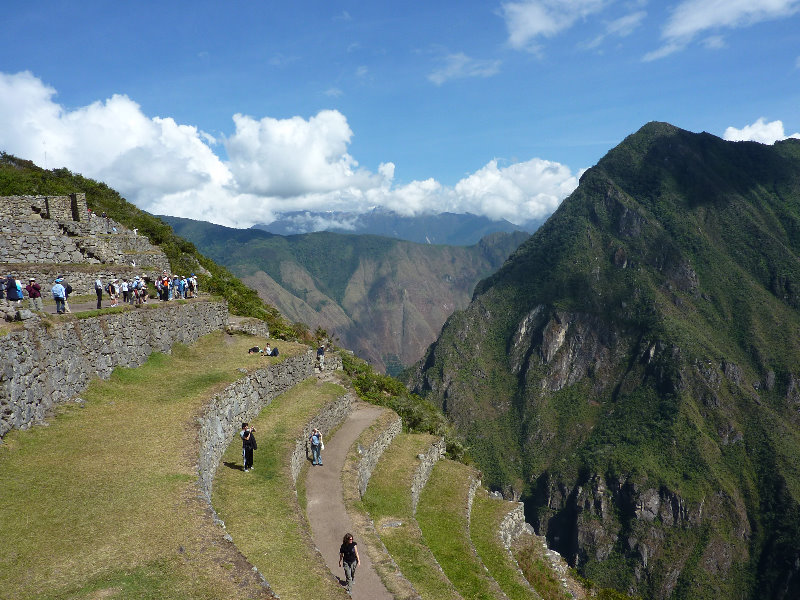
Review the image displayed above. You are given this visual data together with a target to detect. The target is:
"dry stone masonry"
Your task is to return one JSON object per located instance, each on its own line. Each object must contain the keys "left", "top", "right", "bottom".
{"left": 0, "top": 194, "right": 169, "bottom": 271}
{"left": 0, "top": 300, "right": 228, "bottom": 438}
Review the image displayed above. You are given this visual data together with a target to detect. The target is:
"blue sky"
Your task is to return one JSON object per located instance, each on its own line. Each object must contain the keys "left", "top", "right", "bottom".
{"left": 1, "top": 1, "right": 799, "bottom": 228}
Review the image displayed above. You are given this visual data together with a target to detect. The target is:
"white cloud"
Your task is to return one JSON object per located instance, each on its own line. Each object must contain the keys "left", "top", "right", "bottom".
{"left": 723, "top": 117, "right": 800, "bottom": 144}
{"left": 0, "top": 71, "right": 581, "bottom": 228}
{"left": 645, "top": 0, "right": 800, "bottom": 60}
{"left": 428, "top": 53, "right": 502, "bottom": 85}
{"left": 501, "top": 0, "right": 607, "bottom": 52}
{"left": 584, "top": 10, "right": 646, "bottom": 49}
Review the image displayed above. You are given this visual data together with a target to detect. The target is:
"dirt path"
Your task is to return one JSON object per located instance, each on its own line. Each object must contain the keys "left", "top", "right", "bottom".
{"left": 305, "top": 402, "right": 393, "bottom": 600}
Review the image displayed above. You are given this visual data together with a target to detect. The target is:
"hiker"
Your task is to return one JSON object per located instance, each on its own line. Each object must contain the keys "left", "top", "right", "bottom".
{"left": 25, "top": 278, "right": 43, "bottom": 311}
{"left": 121, "top": 279, "right": 130, "bottom": 304}
{"left": 317, "top": 345, "right": 325, "bottom": 370}
{"left": 248, "top": 346, "right": 263, "bottom": 354}
{"left": 239, "top": 423, "right": 250, "bottom": 469}
{"left": 107, "top": 280, "right": 118, "bottom": 307}
{"left": 52, "top": 278, "right": 66, "bottom": 314}
{"left": 309, "top": 428, "right": 323, "bottom": 466}
{"left": 242, "top": 426, "right": 257, "bottom": 472}
{"left": 338, "top": 533, "right": 360, "bottom": 594}
{"left": 6, "top": 275, "right": 23, "bottom": 305}
{"left": 264, "top": 343, "right": 272, "bottom": 356}
{"left": 94, "top": 277, "right": 103, "bottom": 309}
{"left": 61, "top": 277, "right": 73, "bottom": 313}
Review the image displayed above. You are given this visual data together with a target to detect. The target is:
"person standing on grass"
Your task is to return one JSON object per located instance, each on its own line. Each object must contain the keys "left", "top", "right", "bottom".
{"left": 310, "top": 428, "right": 323, "bottom": 466}
{"left": 338, "top": 533, "right": 360, "bottom": 594}
{"left": 25, "top": 278, "right": 43, "bottom": 311}
{"left": 242, "top": 427, "right": 257, "bottom": 472}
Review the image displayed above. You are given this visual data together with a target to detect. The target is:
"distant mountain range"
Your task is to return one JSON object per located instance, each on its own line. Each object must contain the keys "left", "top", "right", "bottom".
{"left": 406, "top": 122, "right": 800, "bottom": 599}
{"left": 252, "top": 208, "right": 538, "bottom": 246}
{"left": 162, "top": 215, "right": 529, "bottom": 374}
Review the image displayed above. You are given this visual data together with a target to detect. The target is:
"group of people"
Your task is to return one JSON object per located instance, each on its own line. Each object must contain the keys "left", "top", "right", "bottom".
{"left": 95, "top": 276, "right": 149, "bottom": 309}
{"left": 235, "top": 422, "right": 361, "bottom": 593}
{"left": 156, "top": 270, "right": 198, "bottom": 301}
{"left": 247, "top": 343, "right": 280, "bottom": 357}
{"left": 0, "top": 274, "right": 75, "bottom": 314}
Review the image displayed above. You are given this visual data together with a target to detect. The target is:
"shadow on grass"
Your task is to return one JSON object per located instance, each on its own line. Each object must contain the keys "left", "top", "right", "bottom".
{"left": 223, "top": 461, "right": 245, "bottom": 472}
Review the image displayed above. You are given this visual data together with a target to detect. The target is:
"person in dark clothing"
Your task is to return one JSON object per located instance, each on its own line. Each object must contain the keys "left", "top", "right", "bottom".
{"left": 60, "top": 278, "right": 73, "bottom": 313}
{"left": 338, "top": 533, "right": 360, "bottom": 594}
{"left": 242, "top": 428, "right": 257, "bottom": 472}
{"left": 25, "top": 278, "right": 43, "bottom": 311}
{"left": 5, "top": 275, "right": 22, "bottom": 303}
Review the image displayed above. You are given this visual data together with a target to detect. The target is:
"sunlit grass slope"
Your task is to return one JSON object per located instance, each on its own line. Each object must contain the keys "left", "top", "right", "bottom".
{"left": 0, "top": 331, "right": 302, "bottom": 599}
{"left": 212, "top": 378, "right": 349, "bottom": 599}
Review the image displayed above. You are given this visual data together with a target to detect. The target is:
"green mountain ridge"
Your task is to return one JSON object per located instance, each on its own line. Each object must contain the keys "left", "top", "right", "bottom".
{"left": 407, "top": 122, "right": 800, "bottom": 599}
{"left": 164, "top": 215, "right": 529, "bottom": 374}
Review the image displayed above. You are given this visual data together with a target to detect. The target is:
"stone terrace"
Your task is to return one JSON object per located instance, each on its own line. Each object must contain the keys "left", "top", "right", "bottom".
{"left": 0, "top": 194, "right": 170, "bottom": 272}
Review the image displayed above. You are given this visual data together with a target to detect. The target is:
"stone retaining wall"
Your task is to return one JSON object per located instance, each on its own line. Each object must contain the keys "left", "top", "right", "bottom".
{"left": 290, "top": 392, "right": 355, "bottom": 484}
{"left": 498, "top": 500, "right": 531, "bottom": 549}
{"left": 356, "top": 412, "right": 402, "bottom": 497}
{"left": 226, "top": 317, "right": 271, "bottom": 339}
{"left": 411, "top": 437, "right": 446, "bottom": 514}
{"left": 0, "top": 300, "right": 228, "bottom": 438}
{"left": 196, "top": 351, "right": 317, "bottom": 500}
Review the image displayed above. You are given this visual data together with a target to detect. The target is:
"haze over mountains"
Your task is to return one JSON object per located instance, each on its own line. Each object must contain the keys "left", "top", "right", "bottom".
{"left": 252, "top": 208, "right": 538, "bottom": 246}
{"left": 163, "top": 215, "right": 528, "bottom": 374}
{"left": 407, "top": 122, "right": 800, "bottom": 599}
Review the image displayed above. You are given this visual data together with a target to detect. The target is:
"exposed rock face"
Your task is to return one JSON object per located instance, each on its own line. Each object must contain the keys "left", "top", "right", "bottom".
{"left": 408, "top": 123, "right": 800, "bottom": 599}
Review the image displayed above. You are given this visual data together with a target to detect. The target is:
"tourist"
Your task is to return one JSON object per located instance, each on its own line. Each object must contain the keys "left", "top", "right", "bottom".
{"left": 107, "top": 280, "right": 118, "bottom": 307}
{"left": 52, "top": 278, "right": 66, "bottom": 314}
{"left": 338, "top": 533, "right": 360, "bottom": 594}
{"left": 0, "top": 276, "right": 5, "bottom": 300}
{"left": 242, "top": 426, "right": 257, "bottom": 472}
{"left": 94, "top": 277, "right": 103, "bottom": 309}
{"left": 61, "top": 277, "right": 73, "bottom": 313}
{"left": 309, "top": 428, "right": 323, "bottom": 466}
{"left": 121, "top": 279, "right": 130, "bottom": 304}
{"left": 25, "top": 278, "right": 43, "bottom": 311}
{"left": 5, "top": 275, "right": 22, "bottom": 305}
{"left": 317, "top": 344, "right": 325, "bottom": 370}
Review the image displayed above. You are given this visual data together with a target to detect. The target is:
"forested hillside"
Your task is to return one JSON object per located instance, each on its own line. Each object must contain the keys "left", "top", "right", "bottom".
{"left": 407, "top": 123, "right": 800, "bottom": 599}
{"left": 164, "top": 215, "right": 528, "bottom": 374}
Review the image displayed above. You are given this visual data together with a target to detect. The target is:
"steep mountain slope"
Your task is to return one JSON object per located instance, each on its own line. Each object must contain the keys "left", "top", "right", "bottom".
{"left": 407, "top": 123, "right": 800, "bottom": 599}
{"left": 253, "top": 207, "right": 535, "bottom": 245}
{"left": 164, "top": 216, "right": 528, "bottom": 374}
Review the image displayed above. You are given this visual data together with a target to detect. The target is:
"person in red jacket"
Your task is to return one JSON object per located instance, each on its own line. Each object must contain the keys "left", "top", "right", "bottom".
{"left": 25, "top": 278, "right": 43, "bottom": 311}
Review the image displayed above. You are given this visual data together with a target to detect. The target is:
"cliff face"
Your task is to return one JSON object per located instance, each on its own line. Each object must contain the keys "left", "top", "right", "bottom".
{"left": 164, "top": 216, "right": 528, "bottom": 374}
{"left": 408, "top": 123, "right": 800, "bottom": 599}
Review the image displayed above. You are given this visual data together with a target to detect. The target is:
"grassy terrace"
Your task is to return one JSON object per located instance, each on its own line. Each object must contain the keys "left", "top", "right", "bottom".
{"left": 470, "top": 487, "right": 542, "bottom": 600}
{"left": 361, "top": 432, "right": 462, "bottom": 600}
{"left": 0, "top": 331, "right": 302, "bottom": 599}
{"left": 212, "top": 377, "right": 349, "bottom": 600}
{"left": 417, "top": 459, "right": 502, "bottom": 600}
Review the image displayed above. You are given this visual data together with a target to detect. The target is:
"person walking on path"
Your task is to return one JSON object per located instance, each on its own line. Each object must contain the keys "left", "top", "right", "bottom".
{"left": 339, "top": 533, "right": 361, "bottom": 595}
{"left": 62, "top": 278, "right": 73, "bottom": 313}
{"left": 25, "top": 278, "right": 43, "bottom": 311}
{"left": 310, "top": 428, "right": 323, "bottom": 466}
{"left": 52, "top": 278, "right": 66, "bottom": 314}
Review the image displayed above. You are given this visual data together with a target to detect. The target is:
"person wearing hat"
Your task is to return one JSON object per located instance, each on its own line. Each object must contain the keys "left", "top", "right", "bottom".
{"left": 25, "top": 278, "right": 43, "bottom": 311}
{"left": 51, "top": 278, "right": 66, "bottom": 314}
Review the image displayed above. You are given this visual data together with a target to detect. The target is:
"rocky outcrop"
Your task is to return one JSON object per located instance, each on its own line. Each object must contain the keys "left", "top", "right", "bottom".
{"left": 0, "top": 300, "right": 228, "bottom": 438}
{"left": 410, "top": 437, "right": 447, "bottom": 513}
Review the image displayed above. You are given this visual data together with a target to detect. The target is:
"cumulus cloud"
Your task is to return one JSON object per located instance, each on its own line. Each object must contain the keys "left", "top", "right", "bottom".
{"left": 501, "top": 0, "right": 606, "bottom": 51}
{"left": 723, "top": 117, "right": 800, "bottom": 144}
{"left": 645, "top": 0, "right": 800, "bottom": 60}
{"left": 0, "top": 70, "right": 581, "bottom": 228}
{"left": 428, "top": 53, "right": 502, "bottom": 85}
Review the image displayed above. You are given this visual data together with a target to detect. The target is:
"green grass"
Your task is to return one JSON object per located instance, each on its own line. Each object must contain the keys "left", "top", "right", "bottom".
{"left": 417, "top": 460, "right": 502, "bottom": 600}
{"left": 212, "top": 378, "right": 349, "bottom": 600}
{"left": 470, "top": 487, "right": 540, "bottom": 599}
{"left": 0, "top": 330, "right": 298, "bottom": 599}
{"left": 360, "top": 433, "right": 462, "bottom": 600}
{"left": 512, "top": 536, "right": 572, "bottom": 600}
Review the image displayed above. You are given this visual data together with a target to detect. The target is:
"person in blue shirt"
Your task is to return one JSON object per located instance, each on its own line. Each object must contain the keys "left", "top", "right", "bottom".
{"left": 51, "top": 278, "right": 66, "bottom": 314}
